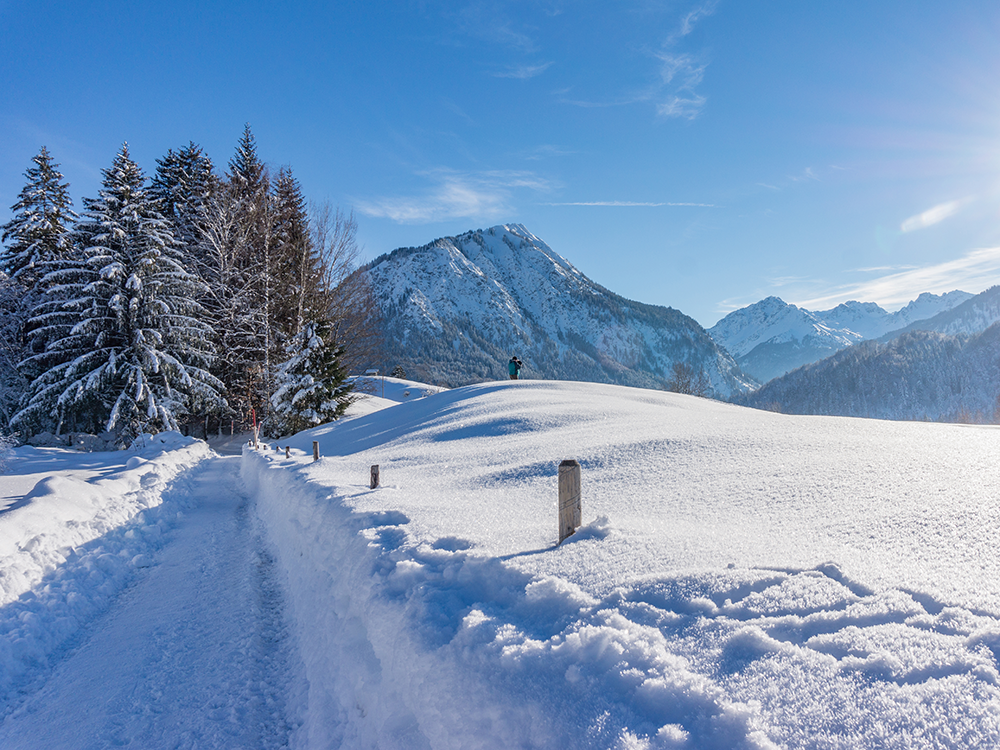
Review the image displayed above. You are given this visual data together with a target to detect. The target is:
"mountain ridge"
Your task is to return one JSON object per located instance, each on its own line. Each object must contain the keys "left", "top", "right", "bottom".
{"left": 710, "top": 290, "right": 973, "bottom": 383}
{"left": 363, "top": 224, "right": 755, "bottom": 397}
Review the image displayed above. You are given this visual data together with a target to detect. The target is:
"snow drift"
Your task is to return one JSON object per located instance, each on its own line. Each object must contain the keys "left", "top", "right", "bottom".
{"left": 0, "top": 433, "right": 211, "bottom": 701}
{"left": 244, "top": 380, "right": 1000, "bottom": 749}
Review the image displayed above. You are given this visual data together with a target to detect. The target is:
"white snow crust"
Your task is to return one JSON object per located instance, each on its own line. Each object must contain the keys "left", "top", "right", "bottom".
{"left": 247, "top": 381, "right": 1000, "bottom": 748}
{"left": 0, "top": 433, "right": 211, "bottom": 703}
{"left": 3, "top": 383, "right": 1000, "bottom": 748}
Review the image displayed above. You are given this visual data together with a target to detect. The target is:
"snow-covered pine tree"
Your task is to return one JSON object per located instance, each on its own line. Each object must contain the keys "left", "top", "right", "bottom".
{"left": 209, "top": 125, "right": 273, "bottom": 431}
{"left": 0, "top": 148, "right": 79, "bottom": 413}
{"left": 0, "top": 147, "right": 78, "bottom": 292}
{"left": 13, "top": 144, "right": 225, "bottom": 443}
{"left": 270, "top": 319, "right": 354, "bottom": 436}
{"left": 271, "top": 166, "right": 324, "bottom": 338}
{"left": 151, "top": 142, "right": 217, "bottom": 272}
{"left": 0, "top": 274, "right": 29, "bottom": 429}
{"left": 150, "top": 142, "right": 229, "bottom": 434}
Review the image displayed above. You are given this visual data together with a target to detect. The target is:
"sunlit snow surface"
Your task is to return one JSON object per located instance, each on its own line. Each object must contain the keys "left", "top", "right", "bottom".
{"left": 2, "top": 380, "right": 1000, "bottom": 748}
{"left": 252, "top": 379, "right": 1000, "bottom": 749}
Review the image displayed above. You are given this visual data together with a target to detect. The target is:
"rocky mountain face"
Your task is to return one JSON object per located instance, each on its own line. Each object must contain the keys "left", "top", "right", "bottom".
{"left": 362, "top": 224, "right": 756, "bottom": 397}
{"left": 709, "top": 290, "right": 973, "bottom": 384}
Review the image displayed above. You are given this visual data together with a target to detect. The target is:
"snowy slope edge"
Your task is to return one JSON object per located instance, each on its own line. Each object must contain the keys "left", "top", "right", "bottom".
{"left": 242, "top": 444, "right": 776, "bottom": 749}
{"left": 0, "top": 434, "right": 212, "bottom": 703}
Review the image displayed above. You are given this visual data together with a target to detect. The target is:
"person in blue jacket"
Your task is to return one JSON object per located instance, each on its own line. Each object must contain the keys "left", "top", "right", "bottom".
{"left": 508, "top": 356, "right": 522, "bottom": 380}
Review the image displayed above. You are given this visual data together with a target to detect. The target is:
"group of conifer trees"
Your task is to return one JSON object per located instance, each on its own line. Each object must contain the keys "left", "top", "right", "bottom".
{"left": 0, "top": 126, "right": 378, "bottom": 446}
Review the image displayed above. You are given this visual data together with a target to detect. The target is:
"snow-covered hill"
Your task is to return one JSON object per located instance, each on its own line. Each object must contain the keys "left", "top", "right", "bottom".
{"left": 5, "top": 383, "right": 1000, "bottom": 747}
{"left": 363, "top": 224, "right": 755, "bottom": 397}
{"left": 253, "top": 381, "right": 1000, "bottom": 748}
{"left": 710, "top": 290, "right": 972, "bottom": 383}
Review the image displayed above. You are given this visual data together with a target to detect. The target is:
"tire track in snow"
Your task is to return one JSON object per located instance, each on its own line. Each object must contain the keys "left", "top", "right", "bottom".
{"left": 0, "top": 455, "right": 299, "bottom": 749}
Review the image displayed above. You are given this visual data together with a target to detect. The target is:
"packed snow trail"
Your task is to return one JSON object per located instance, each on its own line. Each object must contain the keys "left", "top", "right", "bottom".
{"left": 0, "top": 455, "right": 300, "bottom": 749}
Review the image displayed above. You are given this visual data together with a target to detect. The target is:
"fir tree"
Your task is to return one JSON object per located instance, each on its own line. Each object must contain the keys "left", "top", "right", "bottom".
{"left": 216, "top": 124, "right": 274, "bottom": 429}
{"left": 272, "top": 167, "right": 325, "bottom": 336}
{"left": 151, "top": 142, "right": 217, "bottom": 272}
{"left": 0, "top": 274, "right": 30, "bottom": 429}
{"left": 1, "top": 148, "right": 79, "bottom": 400}
{"left": 0, "top": 147, "right": 77, "bottom": 291}
{"left": 270, "top": 320, "right": 353, "bottom": 435}
{"left": 13, "top": 144, "right": 225, "bottom": 443}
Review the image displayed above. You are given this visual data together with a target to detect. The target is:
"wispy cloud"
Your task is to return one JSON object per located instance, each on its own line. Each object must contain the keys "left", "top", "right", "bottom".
{"left": 456, "top": 1, "right": 538, "bottom": 53}
{"left": 558, "top": 92, "right": 653, "bottom": 108}
{"left": 355, "top": 169, "right": 554, "bottom": 224}
{"left": 656, "top": 94, "right": 707, "bottom": 119}
{"left": 669, "top": 0, "right": 719, "bottom": 44}
{"left": 542, "top": 200, "right": 716, "bottom": 207}
{"left": 520, "top": 144, "right": 575, "bottom": 160}
{"left": 788, "top": 167, "right": 821, "bottom": 183}
{"left": 852, "top": 265, "right": 919, "bottom": 273}
{"left": 900, "top": 198, "right": 968, "bottom": 232}
{"left": 654, "top": 1, "right": 716, "bottom": 119}
{"left": 557, "top": 2, "right": 716, "bottom": 119}
{"left": 493, "top": 62, "right": 553, "bottom": 79}
{"left": 441, "top": 99, "right": 477, "bottom": 125}
{"left": 767, "top": 275, "right": 813, "bottom": 288}
{"left": 794, "top": 247, "right": 1000, "bottom": 311}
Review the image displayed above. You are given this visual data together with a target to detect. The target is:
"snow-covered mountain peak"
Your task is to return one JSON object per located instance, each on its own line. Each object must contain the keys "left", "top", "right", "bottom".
{"left": 364, "top": 225, "right": 754, "bottom": 396}
{"left": 709, "top": 296, "right": 854, "bottom": 360}
{"left": 711, "top": 289, "right": 975, "bottom": 385}
{"left": 893, "top": 289, "right": 974, "bottom": 328}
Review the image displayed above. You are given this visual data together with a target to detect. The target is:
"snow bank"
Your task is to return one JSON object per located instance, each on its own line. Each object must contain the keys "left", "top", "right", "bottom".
{"left": 244, "top": 449, "right": 775, "bottom": 749}
{"left": 0, "top": 432, "right": 211, "bottom": 700}
{"left": 245, "top": 381, "right": 1000, "bottom": 748}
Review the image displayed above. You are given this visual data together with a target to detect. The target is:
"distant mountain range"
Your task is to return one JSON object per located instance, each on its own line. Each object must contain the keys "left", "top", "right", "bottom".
{"left": 709, "top": 291, "right": 974, "bottom": 383}
{"left": 360, "top": 222, "right": 1000, "bottom": 423}
{"left": 738, "top": 323, "right": 1000, "bottom": 422}
{"left": 362, "top": 224, "right": 755, "bottom": 397}
{"left": 733, "top": 286, "right": 1000, "bottom": 422}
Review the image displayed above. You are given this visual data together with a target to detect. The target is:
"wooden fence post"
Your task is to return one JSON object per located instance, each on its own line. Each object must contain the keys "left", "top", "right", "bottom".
{"left": 371, "top": 465, "right": 380, "bottom": 489}
{"left": 558, "top": 460, "right": 581, "bottom": 543}
{"left": 285, "top": 446, "right": 290, "bottom": 458}
{"left": 312, "top": 441, "right": 319, "bottom": 461}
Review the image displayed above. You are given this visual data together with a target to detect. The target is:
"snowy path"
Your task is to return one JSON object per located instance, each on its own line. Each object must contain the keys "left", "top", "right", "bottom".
{"left": 0, "top": 455, "right": 299, "bottom": 750}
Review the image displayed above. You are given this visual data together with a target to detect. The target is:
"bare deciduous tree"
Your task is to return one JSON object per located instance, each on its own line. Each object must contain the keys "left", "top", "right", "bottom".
{"left": 667, "top": 361, "right": 711, "bottom": 397}
{"left": 310, "top": 204, "right": 383, "bottom": 378}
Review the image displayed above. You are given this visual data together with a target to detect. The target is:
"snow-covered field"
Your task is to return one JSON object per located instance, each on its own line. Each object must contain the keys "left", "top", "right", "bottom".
{"left": 3, "top": 377, "right": 1000, "bottom": 748}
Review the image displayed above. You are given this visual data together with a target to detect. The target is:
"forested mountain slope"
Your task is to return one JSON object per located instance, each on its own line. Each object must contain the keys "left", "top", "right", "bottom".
{"left": 738, "top": 324, "right": 1000, "bottom": 422}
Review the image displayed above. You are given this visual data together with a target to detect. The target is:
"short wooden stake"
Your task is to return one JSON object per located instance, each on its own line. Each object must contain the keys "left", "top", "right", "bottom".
{"left": 312, "top": 441, "right": 319, "bottom": 461}
{"left": 370, "top": 464, "right": 380, "bottom": 489}
{"left": 285, "top": 446, "right": 290, "bottom": 458}
{"left": 558, "top": 459, "right": 582, "bottom": 543}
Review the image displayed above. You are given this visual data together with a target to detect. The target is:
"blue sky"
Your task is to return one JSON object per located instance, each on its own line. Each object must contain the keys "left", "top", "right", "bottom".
{"left": 2, "top": 1, "right": 999, "bottom": 327}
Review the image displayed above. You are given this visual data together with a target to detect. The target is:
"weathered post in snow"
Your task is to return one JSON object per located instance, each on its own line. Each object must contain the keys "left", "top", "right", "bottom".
{"left": 312, "top": 441, "right": 319, "bottom": 462}
{"left": 371, "top": 465, "right": 380, "bottom": 489}
{"left": 558, "top": 459, "right": 581, "bottom": 543}
{"left": 285, "top": 446, "right": 290, "bottom": 458}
